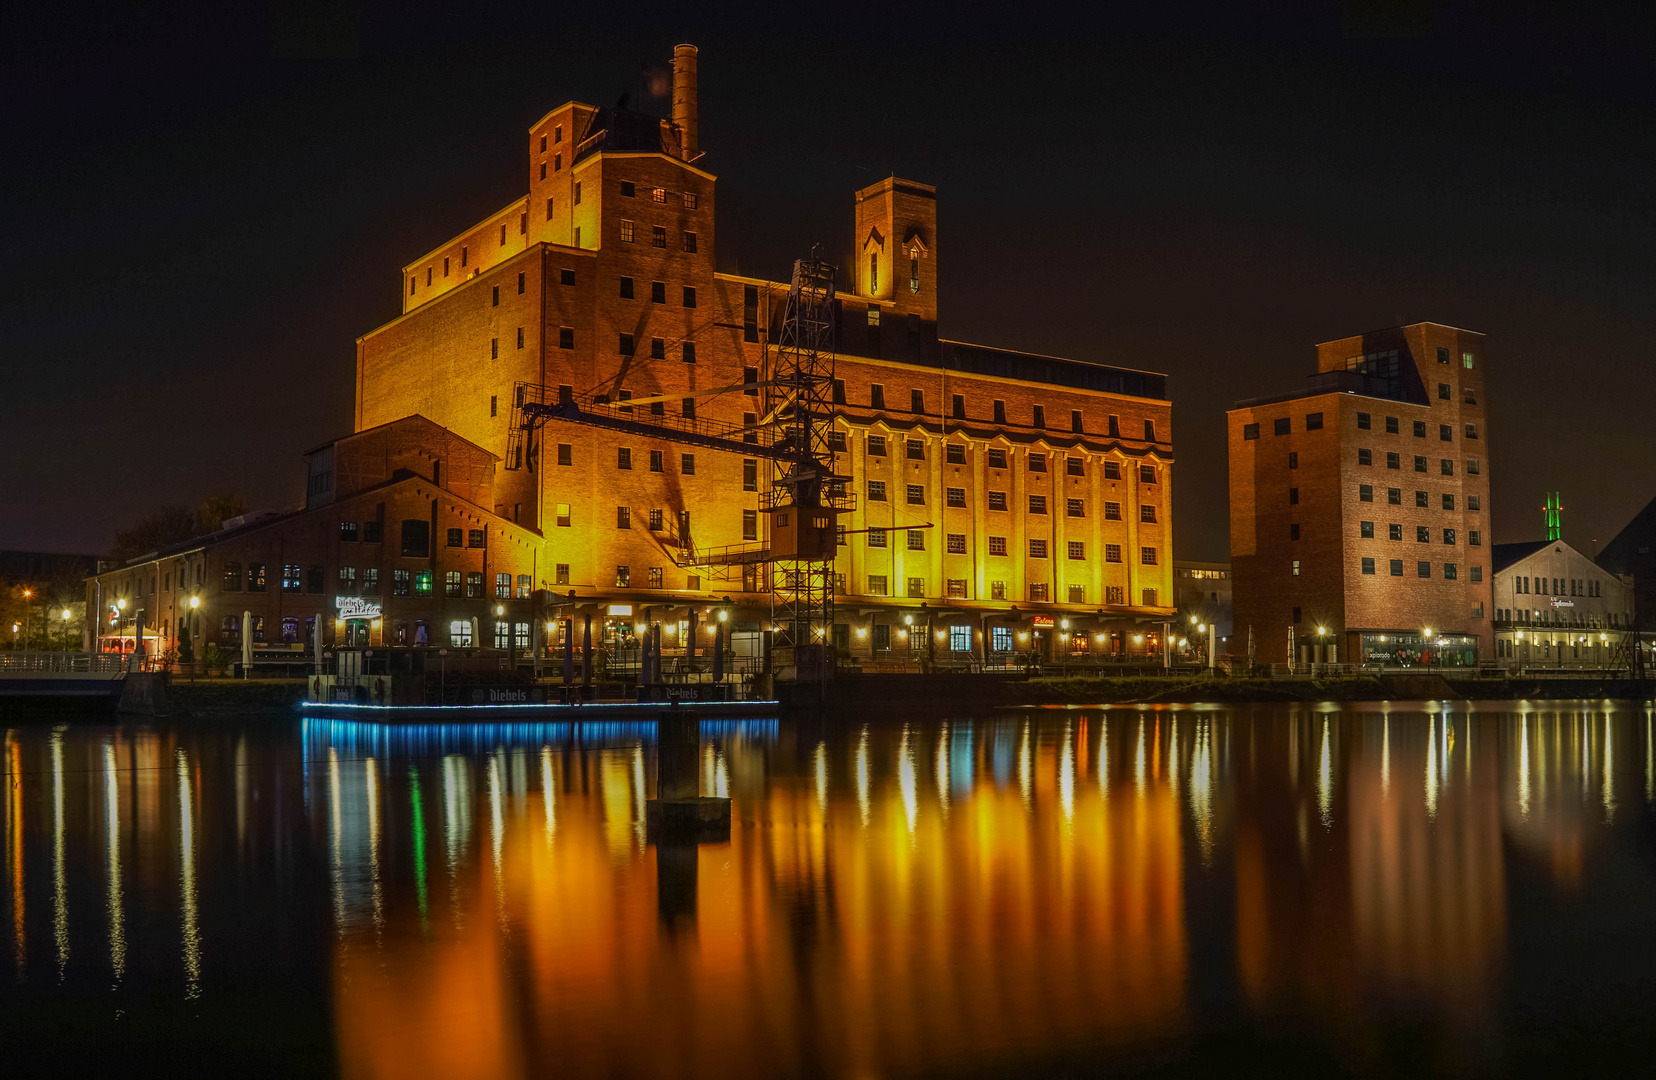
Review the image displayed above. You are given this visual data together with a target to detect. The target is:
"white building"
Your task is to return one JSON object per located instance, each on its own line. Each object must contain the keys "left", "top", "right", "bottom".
{"left": 1490, "top": 540, "right": 1633, "bottom": 667}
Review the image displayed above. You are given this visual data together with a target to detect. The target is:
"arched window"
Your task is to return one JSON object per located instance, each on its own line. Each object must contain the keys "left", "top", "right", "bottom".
{"left": 869, "top": 252, "right": 878, "bottom": 293}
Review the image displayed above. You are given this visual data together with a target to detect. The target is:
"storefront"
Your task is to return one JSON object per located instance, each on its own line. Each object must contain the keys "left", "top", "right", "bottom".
{"left": 1357, "top": 631, "right": 1478, "bottom": 668}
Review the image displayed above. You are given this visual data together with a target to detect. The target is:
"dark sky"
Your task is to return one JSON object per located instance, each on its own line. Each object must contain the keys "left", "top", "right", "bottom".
{"left": 5, "top": 2, "right": 1654, "bottom": 562}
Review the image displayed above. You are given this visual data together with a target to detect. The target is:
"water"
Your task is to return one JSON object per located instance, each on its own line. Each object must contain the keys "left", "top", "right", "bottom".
{"left": 3, "top": 702, "right": 1656, "bottom": 1077}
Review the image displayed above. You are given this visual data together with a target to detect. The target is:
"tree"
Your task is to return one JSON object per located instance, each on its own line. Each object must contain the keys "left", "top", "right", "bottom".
{"left": 109, "top": 493, "right": 247, "bottom": 563}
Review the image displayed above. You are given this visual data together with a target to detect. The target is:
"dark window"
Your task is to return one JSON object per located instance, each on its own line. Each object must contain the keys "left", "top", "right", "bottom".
{"left": 1029, "top": 495, "right": 1047, "bottom": 514}
{"left": 988, "top": 491, "right": 1007, "bottom": 511}
{"left": 1390, "top": 559, "right": 1403, "bottom": 577}
{"left": 1360, "top": 521, "right": 1374, "bottom": 538}
{"left": 1306, "top": 412, "right": 1323, "bottom": 430}
{"left": 684, "top": 231, "right": 697, "bottom": 253}
{"left": 993, "top": 400, "right": 1007, "bottom": 424}
{"left": 1071, "top": 409, "right": 1084, "bottom": 433}
{"left": 560, "top": 268, "right": 575, "bottom": 286}
{"left": 401, "top": 520, "right": 430, "bottom": 557}
{"left": 620, "top": 276, "right": 633, "bottom": 298}
{"left": 1359, "top": 484, "right": 1373, "bottom": 502}
{"left": 949, "top": 487, "right": 968, "bottom": 507}
{"left": 621, "top": 180, "right": 634, "bottom": 197}
{"left": 340, "top": 521, "right": 359, "bottom": 541}
{"left": 1443, "top": 528, "right": 1456, "bottom": 545}
{"left": 682, "top": 342, "right": 696, "bottom": 364}
{"left": 1418, "top": 561, "right": 1431, "bottom": 578}
{"left": 1438, "top": 383, "right": 1451, "bottom": 400}
{"left": 1362, "top": 557, "right": 1375, "bottom": 575}
{"left": 1440, "top": 424, "right": 1453, "bottom": 441}
{"left": 954, "top": 394, "right": 967, "bottom": 420}
{"left": 1414, "top": 420, "right": 1427, "bottom": 437}
{"left": 651, "top": 450, "right": 664, "bottom": 472}
{"left": 557, "top": 443, "right": 572, "bottom": 466}
{"left": 947, "top": 443, "right": 966, "bottom": 464}
{"left": 683, "top": 286, "right": 696, "bottom": 308}
{"left": 650, "top": 337, "right": 665, "bottom": 360}
{"left": 619, "top": 333, "right": 634, "bottom": 355}
{"left": 492, "top": 285, "right": 499, "bottom": 307}
{"left": 1442, "top": 493, "right": 1455, "bottom": 510}
{"left": 1139, "top": 464, "right": 1156, "bottom": 484}
{"left": 987, "top": 448, "right": 1006, "bottom": 469}
{"left": 1388, "top": 487, "right": 1402, "bottom": 504}
{"left": 744, "top": 366, "right": 759, "bottom": 395}
{"left": 559, "top": 326, "right": 574, "bottom": 349}
{"left": 617, "top": 447, "right": 632, "bottom": 470}
{"left": 1358, "top": 449, "right": 1371, "bottom": 465}
{"left": 1386, "top": 416, "right": 1399, "bottom": 434}
{"left": 1415, "top": 455, "right": 1427, "bottom": 472}
{"left": 1067, "top": 456, "right": 1084, "bottom": 476}
{"left": 1243, "top": 423, "right": 1259, "bottom": 440}
{"left": 1290, "top": 524, "right": 1301, "bottom": 540}
{"left": 1274, "top": 418, "right": 1290, "bottom": 435}
{"left": 1029, "top": 452, "right": 1047, "bottom": 473}
{"left": 1032, "top": 405, "right": 1046, "bottom": 428}
{"left": 906, "top": 439, "right": 925, "bottom": 460}
{"left": 1389, "top": 524, "right": 1402, "bottom": 541}
{"left": 447, "top": 528, "right": 463, "bottom": 548}
{"left": 681, "top": 454, "right": 695, "bottom": 475}
{"left": 1357, "top": 412, "right": 1371, "bottom": 429}
{"left": 307, "top": 565, "right": 324, "bottom": 593}
{"left": 912, "top": 389, "right": 925, "bottom": 413}
{"left": 653, "top": 226, "right": 667, "bottom": 248}
{"left": 868, "top": 435, "right": 887, "bottom": 457}
{"left": 870, "top": 384, "right": 885, "bottom": 409}
{"left": 363, "top": 522, "right": 381, "bottom": 543}
{"left": 1417, "top": 525, "right": 1431, "bottom": 542}
{"left": 651, "top": 280, "right": 666, "bottom": 304}
{"left": 1288, "top": 487, "right": 1299, "bottom": 505}
{"left": 743, "top": 459, "right": 758, "bottom": 491}
{"left": 1387, "top": 452, "right": 1401, "bottom": 469}
{"left": 1441, "top": 459, "right": 1455, "bottom": 476}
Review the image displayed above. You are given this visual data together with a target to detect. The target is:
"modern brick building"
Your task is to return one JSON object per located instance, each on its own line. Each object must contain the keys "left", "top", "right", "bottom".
{"left": 352, "top": 44, "right": 1177, "bottom": 665}
{"left": 1228, "top": 322, "right": 1493, "bottom": 668}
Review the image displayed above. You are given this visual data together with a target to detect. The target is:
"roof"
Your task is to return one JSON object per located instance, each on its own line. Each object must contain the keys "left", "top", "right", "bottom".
{"left": 1599, "top": 491, "right": 1656, "bottom": 575}
{"left": 1491, "top": 540, "right": 1553, "bottom": 571}
{"left": 573, "top": 106, "right": 683, "bottom": 163}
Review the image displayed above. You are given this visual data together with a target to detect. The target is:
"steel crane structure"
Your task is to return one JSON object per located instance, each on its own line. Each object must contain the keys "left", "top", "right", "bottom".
{"left": 507, "top": 249, "right": 850, "bottom": 677}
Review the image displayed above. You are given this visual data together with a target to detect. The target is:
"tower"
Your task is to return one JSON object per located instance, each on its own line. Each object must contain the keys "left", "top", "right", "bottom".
{"left": 1544, "top": 492, "right": 1563, "bottom": 541}
{"left": 853, "top": 177, "right": 937, "bottom": 326}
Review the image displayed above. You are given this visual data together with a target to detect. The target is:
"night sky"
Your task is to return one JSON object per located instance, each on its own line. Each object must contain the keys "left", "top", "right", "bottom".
{"left": 5, "top": 2, "right": 1653, "bottom": 562}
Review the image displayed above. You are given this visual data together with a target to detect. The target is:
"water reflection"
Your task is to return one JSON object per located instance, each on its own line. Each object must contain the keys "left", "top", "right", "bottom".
{"left": 1, "top": 707, "right": 1654, "bottom": 1077}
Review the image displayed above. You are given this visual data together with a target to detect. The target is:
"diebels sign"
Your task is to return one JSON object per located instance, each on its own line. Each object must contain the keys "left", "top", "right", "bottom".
{"left": 335, "top": 597, "right": 383, "bottom": 619}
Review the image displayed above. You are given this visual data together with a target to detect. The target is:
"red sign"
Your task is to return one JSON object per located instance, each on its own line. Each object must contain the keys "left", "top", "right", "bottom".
{"left": 1031, "top": 615, "right": 1055, "bottom": 628}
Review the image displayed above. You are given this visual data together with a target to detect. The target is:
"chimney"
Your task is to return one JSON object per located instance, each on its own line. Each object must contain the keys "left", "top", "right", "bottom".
{"left": 672, "top": 43, "right": 698, "bottom": 157}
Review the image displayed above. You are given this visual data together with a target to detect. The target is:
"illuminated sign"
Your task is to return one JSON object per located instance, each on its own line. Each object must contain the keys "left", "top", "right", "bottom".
{"left": 335, "top": 596, "right": 383, "bottom": 619}
{"left": 1031, "top": 615, "right": 1055, "bottom": 628}
{"left": 1550, "top": 598, "right": 1574, "bottom": 608}
{"left": 607, "top": 604, "right": 635, "bottom": 616}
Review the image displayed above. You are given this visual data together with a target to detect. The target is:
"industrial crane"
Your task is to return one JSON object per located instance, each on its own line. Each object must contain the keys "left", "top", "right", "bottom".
{"left": 507, "top": 249, "right": 851, "bottom": 680}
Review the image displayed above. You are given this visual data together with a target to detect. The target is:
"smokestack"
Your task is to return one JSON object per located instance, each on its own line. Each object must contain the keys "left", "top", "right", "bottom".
{"left": 672, "top": 43, "right": 698, "bottom": 157}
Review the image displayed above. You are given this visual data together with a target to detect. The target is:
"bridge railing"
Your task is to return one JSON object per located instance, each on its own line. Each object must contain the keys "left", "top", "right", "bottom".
{"left": 0, "top": 652, "right": 128, "bottom": 674}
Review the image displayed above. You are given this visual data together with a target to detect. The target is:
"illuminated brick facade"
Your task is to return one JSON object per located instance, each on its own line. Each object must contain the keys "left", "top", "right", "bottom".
{"left": 1228, "top": 323, "right": 1494, "bottom": 667}
{"left": 354, "top": 46, "right": 1175, "bottom": 661}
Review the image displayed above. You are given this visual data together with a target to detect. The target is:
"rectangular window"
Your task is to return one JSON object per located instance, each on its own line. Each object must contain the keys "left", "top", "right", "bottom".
{"left": 1418, "top": 561, "right": 1431, "bottom": 578}
{"left": 906, "top": 484, "right": 925, "bottom": 505}
{"left": 987, "top": 448, "right": 1007, "bottom": 469}
{"left": 1068, "top": 498, "right": 1084, "bottom": 517}
{"left": 906, "top": 438, "right": 925, "bottom": 460}
{"left": 1388, "top": 487, "right": 1402, "bottom": 505}
{"left": 1465, "top": 423, "right": 1478, "bottom": 439}
{"left": 1306, "top": 412, "right": 1323, "bottom": 430}
{"left": 1470, "top": 566, "right": 1482, "bottom": 582}
{"left": 947, "top": 487, "right": 967, "bottom": 507}
{"left": 993, "top": 400, "right": 1007, "bottom": 424}
{"left": 1439, "top": 383, "right": 1451, "bottom": 401}
{"left": 683, "top": 231, "right": 697, "bottom": 253}
{"left": 1443, "top": 528, "right": 1456, "bottom": 545}
{"left": 867, "top": 527, "right": 887, "bottom": 548}
{"left": 1288, "top": 487, "right": 1299, "bottom": 505}
{"left": 616, "top": 566, "right": 630, "bottom": 588}
{"left": 1029, "top": 583, "right": 1050, "bottom": 602}
{"left": 1444, "top": 563, "right": 1458, "bottom": 580}
{"left": 988, "top": 536, "right": 1007, "bottom": 556}
{"left": 555, "top": 503, "right": 571, "bottom": 527}
{"left": 1140, "top": 504, "right": 1157, "bottom": 523}
{"left": 1071, "top": 409, "right": 1084, "bottom": 433}
{"left": 1291, "top": 560, "right": 1301, "bottom": 577}
{"left": 1466, "top": 458, "right": 1480, "bottom": 475}
{"left": 1290, "top": 524, "right": 1301, "bottom": 540}
{"left": 910, "top": 388, "right": 925, "bottom": 414}
{"left": 867, "top": 480, "right": 887, "bottom": 502}
{"left": 1141, "top": 547, "right": 1158, "bottom": 565}
{"left": 1359, "top": 449, "right": 1372, "bottom": 465}
{"left": 867, "top": 434, "right": 887, "bottom": 457}
{"left": 948, "top": 582, "right": 970, "bottom": 603}
{"left": 1418, "top": 526, "right": 1431, "bottom": 542}
{"left": 1139, "top": 464, "right": 1156, "bottom": 484}
{"left": 1462, "top": 352, "right": 1475, "bottom": 369}
{"left": 1064, "top": 456, "right": 1084, "bottom": 477}
{"left": 947, "top": 533, "right": 967, "bottom": 554}
{"left": 1362, "top": 557, "right": 1376, "bottom": 575}
{"left": 1388, "top": 523, "right": 1402, "bottom": 541}
{"left": 1243, "top": 423, "right": 1260, "bottom": 440}
{"left": 1029, "top": 539, "right": 1048, "bottom": 558}
{"left": 1029, "top": 495, "right": 1047, "bottom": 514}
{"left": 1390, "top": 559, "right": 1404, "bottom": 577}
{"left": 620, "top": 220, "right": 635, "bottom": 243}
{"left": 946, "top": 443, "right": 966, "bottom": 464}
{"left": 1386, "top": 416, "right": 1399, "bottom": 434}
{"left": 1274, "top": 417, "right": 1290, "bottom": 436}
{"left": 907, "top": 577, "right": 926, "bottom": 599}
{"left": 1469, "top": 529, "right": 1481, "bottom": 546}
{"left": 1028, "top": 452, "right": 1046, "bottom": 473}
{"left": 681, "top": 454, "right": 695, "bottom": 475}
{"left": 683, "top": 285, "right": 696, "bottom": 307}
{"left": 444, "top": 570, "right": 462, "bottom": 598}
{"left": 1104, "top": 501, "right": 1121, "bottom": 520}
{"left": 988, "top": 491, "right": 1007, "bottom": 511}
{"left": 648, "top": 509, "right": 663, "bottom": 531}
{"left": 742, "top": 510, "right": 757, "bottom": 541}
{"left": 653, "top": 226, "right": 667, "bottom": 248}
{"left": 1387, "top": 452, "right": 1401, "bottom": 469}
{"left": 1414, "top": 420, "right": 1427, "bottom": 438}
{"left": 392, "top": 569, "right": 410, "bottom": 596}
{"left": 1440, "top": 423, "right": 1453, "bottom": 441}
{"left": 1106, "top": 544, "right": 1122, "bottom": 563}
{"left": 907, "top": 530, "right": 926, "bottom": 551}
{"left": 1032, "top": 405, "right": 1046, "bottom": 428}
{"left": 559, "top": 326, "right": 574, "bottom": 349}
{"left": 1104, "top": 461, "right": 1120, "bottom": 479}
{"left": 1360, "top": 520, "right": 1374, "bottom": 538}
{"left": 1067, "top": 541, "right": 1085, "bottom": 560}
{"left": 1441, "top": 459, "right": 1455, "bottom": 476}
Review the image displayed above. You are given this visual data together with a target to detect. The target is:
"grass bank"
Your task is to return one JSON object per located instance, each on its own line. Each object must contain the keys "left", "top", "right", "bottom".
{"left": 169, "top": 678, "right": 307, "bottom": 716}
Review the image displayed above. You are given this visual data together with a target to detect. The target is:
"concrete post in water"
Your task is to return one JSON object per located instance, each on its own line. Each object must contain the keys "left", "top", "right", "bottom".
{"left": 241, "top": 610, "right": 253, "bottom": 677}
{"left": 1208, "top": 622, "right": 1218, "bottom": 673}
{"left": 647, "top": 709, "right": 730, "bottom": 838}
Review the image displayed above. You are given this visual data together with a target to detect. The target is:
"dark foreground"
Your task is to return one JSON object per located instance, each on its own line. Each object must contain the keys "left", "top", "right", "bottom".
{"left": 3, "top": 702, "right": 1655, "bottom": 1077}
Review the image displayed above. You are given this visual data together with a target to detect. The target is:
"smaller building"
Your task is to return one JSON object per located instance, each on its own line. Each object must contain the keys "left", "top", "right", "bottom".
{"left": 1490, "top": 539, "right": 1633, "bottom": 668}
{"left": 1173, "top": 560, "right": 1232, "bottom": 639}
{"left": 84, "top": 416, "right": 544, "bottom": 666}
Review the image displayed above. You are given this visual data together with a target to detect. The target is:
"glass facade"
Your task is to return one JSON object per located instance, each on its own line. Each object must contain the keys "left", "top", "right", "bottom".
{"left": 1358, "top": 631, "right": 1478, "bottom": 667}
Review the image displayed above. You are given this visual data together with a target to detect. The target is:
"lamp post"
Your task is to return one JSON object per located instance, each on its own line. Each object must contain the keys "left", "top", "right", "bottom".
{"left": 1422, "top": 627, "right": 1433, "bottom": 670}
{"left": 61, "top": 609, "right": 72, "bottom": 653}
{"left": 20, "top": 588, "right": 32, "bottom": 652}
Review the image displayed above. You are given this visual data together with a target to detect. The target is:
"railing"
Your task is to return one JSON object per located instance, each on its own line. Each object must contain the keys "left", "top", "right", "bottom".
{"left": 0, "top": 652, "right": 128, "bottom": 674}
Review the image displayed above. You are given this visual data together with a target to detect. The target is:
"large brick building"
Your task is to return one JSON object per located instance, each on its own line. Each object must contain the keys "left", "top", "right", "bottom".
{"left": 1228, "top": 322, "right": 1493, "bottom": 668}
{"left": 351, "top": 44, "right": 1177, "bottom": 664}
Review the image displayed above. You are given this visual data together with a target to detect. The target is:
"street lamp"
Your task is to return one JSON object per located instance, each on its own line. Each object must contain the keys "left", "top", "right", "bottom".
{"left": 61, "top": 609, "right": 72, "bottom": 652}
{"left": 1422, "top": 627, "right": 1433, "bottom": 670}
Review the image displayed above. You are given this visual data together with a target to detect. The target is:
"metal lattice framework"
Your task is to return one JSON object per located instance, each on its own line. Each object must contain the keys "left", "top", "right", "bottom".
{"left": 506, "top": 248, "right": 845, "bottom": 676}
{"left": 767, "top": 250, "right": 841, "bottom": 652}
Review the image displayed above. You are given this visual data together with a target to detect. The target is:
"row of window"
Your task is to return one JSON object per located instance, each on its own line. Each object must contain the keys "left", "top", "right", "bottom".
{"left": 863, "top": 482, "right": 1157, "bottom": 522}
{"left": 617, "top": 277, "right": 698, "bottom": 306}
{"left": 1350, "top": 559, "right": 1483, "bottom": 580}
{"left": 337, "top": 521, "right": 383, "bottom": 542}
{"left": 1497, "top": 608, "right": 1626, "bottom": 628}
{"left": 859, "top": 437, "right": 1159, "bottom": 480}
{"left": 616, "top": 221, "right": 697, "bottom": 251}
{"left": 1355, "top": 470, "right": 1481, "bottom": 506}
{"left": 831, "top": 382, "right": 1159, "bottom": 438}
{"left": 222, "top": 562, "right": 322, "bottom": 593}
{"left": 616, "top": 180, "right": 697, "bottom": 209}
{"left": 1357, "top": 448, "right": 1485, "bottom": 470}
{"left": 1245, "top": 404, "right": 1481, "bottom": 442}
{"left": 861, "top": 576, "right": 1158, "bottom": 605}
{"left": 1349, "top": 521, "right": 1482, "bottom": 545}
{"left": 862, "top": 530, "right": 1157, "bottom": 564}
{"left": 1513, "top": 575, "right": 1604, "bottom": 597}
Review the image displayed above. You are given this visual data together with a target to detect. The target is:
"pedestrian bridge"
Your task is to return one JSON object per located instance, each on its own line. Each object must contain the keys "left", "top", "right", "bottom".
{"left": 0, "top": 652, "right": 127, "bottom": 698}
